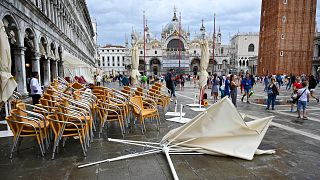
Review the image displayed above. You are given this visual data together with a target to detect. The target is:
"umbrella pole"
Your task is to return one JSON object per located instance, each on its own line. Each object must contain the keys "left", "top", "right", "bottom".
{"left": 78, "top": 149, "right": 161, "bottom": 168}
{"left": 163, "top": 146, "right": 179, "bottom": 180}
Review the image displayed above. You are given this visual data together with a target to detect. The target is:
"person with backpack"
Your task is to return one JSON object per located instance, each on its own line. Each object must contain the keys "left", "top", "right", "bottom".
{"left": 266, "top": 77, "right": 279, "bottom": 110}
{"left": 165, "top": 69, "right": 175, "bottom": 97}
{"left": 308, "top": 75, "right": 319, "bottom": 103}
{"left": 141, "top": 73, "right": 147, "bottom": 88}
{"left": 241, "top": 73, "right": 252, "bottom": 103}
{"left": 297, "top": 81, "right": 310, "bottom": 120}
{"left": 230, "top": 74, "right": 239, "bottom": 107}
{"left": 211, "top": 73, "right": 220, "bottom": 102}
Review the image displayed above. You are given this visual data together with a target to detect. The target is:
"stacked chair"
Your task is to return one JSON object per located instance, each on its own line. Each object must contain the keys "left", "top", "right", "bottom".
{"left": 5, "top": 78, "right": 169, "bottom": 159}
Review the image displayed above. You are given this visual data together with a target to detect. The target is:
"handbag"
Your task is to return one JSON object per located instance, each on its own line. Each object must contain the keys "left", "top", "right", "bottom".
{"left": 267, "top": 89, "right": 273, "bottom": 95}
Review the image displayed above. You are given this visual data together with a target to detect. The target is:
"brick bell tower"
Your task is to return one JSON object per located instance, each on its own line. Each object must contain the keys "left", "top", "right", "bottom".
{"left": 258, "top": 0, "right": 317, "bottom": 76}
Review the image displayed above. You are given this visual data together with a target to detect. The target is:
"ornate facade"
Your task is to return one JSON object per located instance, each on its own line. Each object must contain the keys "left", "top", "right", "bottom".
{"left": 1, "top": 0, "right": 95, "bottom": 94}
{"left": 128, "top": 9, "right": 231, "bottom": 76}
{"left": 230, "top": 33, "right": 259, "bottom": 74}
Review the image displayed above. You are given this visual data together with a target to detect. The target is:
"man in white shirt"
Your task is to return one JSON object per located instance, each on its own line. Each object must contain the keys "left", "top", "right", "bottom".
{"left": 297, "top": 81, "right": 310, "bottom": 120}
{"left": 30, "top": 72, "right": 43, "bottom": 105}
{"left": 96, "top": 74, "right": 101, "bottom": 86}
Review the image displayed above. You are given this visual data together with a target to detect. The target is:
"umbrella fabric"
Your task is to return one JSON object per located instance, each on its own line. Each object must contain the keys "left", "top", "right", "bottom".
{"left": 198, "top": 40, "right": 209, "bottom": 89}
{"left": 161, "top": 97, "right": 274, "bottom": 160}
{"left": 130, "top": 43, "right": 140, "bottom": 85}
{"left": 0, "top": 21, "right": 17, "bottom": 103}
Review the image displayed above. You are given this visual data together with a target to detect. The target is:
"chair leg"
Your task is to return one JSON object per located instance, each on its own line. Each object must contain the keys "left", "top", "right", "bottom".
{"left": 36, "top": 135, "right": 44, "bottom": 157}
{"left": 79, "top": 133, "right": 86, "bottom": 157}
{"left": 10, "top": 135, "right": 20, "bottom": 159}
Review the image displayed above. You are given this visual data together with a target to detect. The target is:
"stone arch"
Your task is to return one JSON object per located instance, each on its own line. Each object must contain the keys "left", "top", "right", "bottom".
{"left": 2, "top": 15, "right": 21, "bottom": 79}
{"left": 191, "top": 58, "right": 200, "bottom": 75}
{"left": 248, "top": 43, "right": 254, "bottom": 52}
{"left": 149, "top": 58, "right": 161, "bottom": 75}
{"left": 138, "top": 59, "right": 145, "bottom": 73}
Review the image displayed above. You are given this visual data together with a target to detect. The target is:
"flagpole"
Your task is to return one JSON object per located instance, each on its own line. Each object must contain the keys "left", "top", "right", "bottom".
{"left": 143, "top": 11, "right": 146, "bottom": 75}
{"left": 178, "top": 12, "right": 182, "bottom": 74}
{"left": 212, "top": 13, "right": 216, "bottom": 74}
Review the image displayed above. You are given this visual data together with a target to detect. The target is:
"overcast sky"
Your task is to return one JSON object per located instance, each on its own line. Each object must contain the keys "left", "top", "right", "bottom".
{"left": 87, "top": 0, "right": 320, "bottom": 46}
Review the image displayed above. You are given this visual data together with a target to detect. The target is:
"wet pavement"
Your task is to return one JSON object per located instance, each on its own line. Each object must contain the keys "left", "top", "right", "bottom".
{"left": 0, "top": 82, "right": 320, "bottom": 179}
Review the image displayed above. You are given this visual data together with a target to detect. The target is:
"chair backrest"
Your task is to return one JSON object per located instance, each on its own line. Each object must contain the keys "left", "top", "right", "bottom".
{"left": 135, "top": 90, "right": 143, "bottom": 96}
{"left": 130, "top": 96, "right": 143, "bottom": 114}
{"left": 137, "top": 87, "right": 143, "bottom": 92}
{"left": 16, "top": 103, "right": 27, "bottom": 117}
{"left": 123, "top": 86, "right": 131, "bottom": 91}
{"left": 71, "top": 82, "right": 85, "bottom": 89}
{"left": 5, "top": 116, "right": 18, "bottom": 134}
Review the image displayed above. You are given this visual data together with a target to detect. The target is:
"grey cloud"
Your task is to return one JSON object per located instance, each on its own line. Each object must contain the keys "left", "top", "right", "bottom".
{"left": 87, "top": 0, "right": 320, "bottom": 45}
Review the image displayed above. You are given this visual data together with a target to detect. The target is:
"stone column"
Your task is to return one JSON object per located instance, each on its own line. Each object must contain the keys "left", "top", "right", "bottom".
{"left": 44, "top": 58, "right": 51, "bottom": 87}
{"left": 58, "top": 60, "right": 64, "bottom": 77}
{"left": 32, "top": 53, "right": 41, "bottom": 84}
{"left": 13, "top": 47, "right": 28, "bottom": 95}
{"left": 51, "top": 59, "right": 58, "bottom": 80}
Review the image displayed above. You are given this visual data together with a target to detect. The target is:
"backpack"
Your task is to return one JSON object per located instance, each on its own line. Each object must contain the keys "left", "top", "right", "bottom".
{"left": 165, "top": 73, "right": 170, "bottom": 82}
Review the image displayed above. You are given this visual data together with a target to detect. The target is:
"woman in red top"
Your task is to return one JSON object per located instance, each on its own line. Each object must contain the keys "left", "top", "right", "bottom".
{"left": 291, "top": 77, "right": 302, "bottom": 112}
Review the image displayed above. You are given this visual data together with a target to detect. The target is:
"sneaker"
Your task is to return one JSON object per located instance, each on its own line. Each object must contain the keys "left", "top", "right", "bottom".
{"left": 303, "top": 117, "right": 308, "bottom": 120}
{"left": 266, "top": 108, "right": 269, "bottom": 110}
{"left": 297, "top": 116, "right": 301, "bottom": 119}
{"left": 246, "top": 101, "right": 250, "bottom": 104}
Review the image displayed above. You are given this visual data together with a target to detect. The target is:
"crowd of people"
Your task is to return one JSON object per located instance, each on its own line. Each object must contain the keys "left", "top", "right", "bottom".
{"left": 93, "top": 71, "right": 319, "bottom": 120}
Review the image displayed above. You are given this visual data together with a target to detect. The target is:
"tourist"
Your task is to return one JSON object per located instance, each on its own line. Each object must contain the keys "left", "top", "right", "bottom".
{"left": 180, "top": 74, "right": 185, "bottom": 91}
{"left": 230, "top": 74, "right": 239, "bottom": 107}
{"left": 224, "top": 75, "right": 231, "bottom": 98}
{"left": 211, "top": 73, "right": 220, "bottom": 102}
{"left": 290, "top": 77, "right": 302, "bottom": 112}
{"left": 241, "top": 73, "right": 252, "bottom": 103}
{"left": 141, "top": 73, "right": 147, "bottom": 88}
{"left": 308, "top": 75, "right": 319, "bottom": 103}
{"left": 165, "top": 69, "right": 175, "bottom": 97}
{"left": 264, "top": 75, "right": 269, "bottom": 92}
{"left": 297, "top": 81, "right": 310, "bottom": 120}
{"left": 30, "top": 72, "right": 42, "bottom": 105}
{"left": 96, "top": 74, "right": 101, "bottom": 86}
{"left": 266, "top": 77, "right": 279, "bottom": 110}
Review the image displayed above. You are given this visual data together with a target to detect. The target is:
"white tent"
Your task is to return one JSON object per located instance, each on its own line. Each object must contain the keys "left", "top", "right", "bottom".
{"left": 79, "top": 97, "right": 275, "bottom": 179}
{"left": 0, "top": 21, "right": 17, "bottom": 105}
{"left": 63, "top": 51, "right": 94, "bottom": 83}
{"left": 130, "top": 43, "right": 140, "bottom": 86}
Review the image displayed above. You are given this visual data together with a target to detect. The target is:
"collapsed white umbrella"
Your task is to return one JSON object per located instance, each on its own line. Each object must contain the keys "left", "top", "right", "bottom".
{"left": 130, "top": 42, "right": 140, "bottom": 86}
{"left": 191, "top": 39, "right": 209, "bottom": 111}
{"left": 78, "top": 97, "right": 275, "bottom": 179}
{"left": 198, "top": 39, "right": 209, "bottom": 90}
{"left": 0, "top": 21, "right": 17, "bottom": 106}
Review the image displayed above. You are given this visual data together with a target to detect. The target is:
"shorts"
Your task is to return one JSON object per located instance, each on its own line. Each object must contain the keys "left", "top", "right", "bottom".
{"left": 297, "top": 100, "right": 307, "bottom": 110}
{"left": 244, "top": 88, "right": 250, "bottom": 93}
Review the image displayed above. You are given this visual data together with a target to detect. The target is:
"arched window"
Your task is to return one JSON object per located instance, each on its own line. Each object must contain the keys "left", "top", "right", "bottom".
{"left": 239, "top": 61, "right": 242, "bottom": 67}
{"left": 248, "top": 44, "right": 254, "bottom": 52}
{"left": 242, "top": 60, "right": 245, "bottom": 66}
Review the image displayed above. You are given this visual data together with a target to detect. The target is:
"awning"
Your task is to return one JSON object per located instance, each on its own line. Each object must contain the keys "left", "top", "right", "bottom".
{"left": 63, "top": 51, "right": 94, "bottom": 83}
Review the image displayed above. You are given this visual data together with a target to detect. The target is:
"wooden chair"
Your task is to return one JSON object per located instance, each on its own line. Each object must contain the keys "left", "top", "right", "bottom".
{"left": 130, "top": 96, "right": 160, "bottom": 134}
{"left": 46, "top": 112, "right": 87, "bottom": 159}
{"left": 96, "top": 100, "right": 125, "bottom": 137}
{"left": 8, "top": 107, "right": 49, "bottom": 158}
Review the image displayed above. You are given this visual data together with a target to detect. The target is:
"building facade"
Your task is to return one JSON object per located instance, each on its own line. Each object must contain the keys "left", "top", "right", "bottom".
{"left": 0, "top": 0, "right": 95, "bottom": 95}
{"left": 258, "top": 0, "right": 317, "bottom": 75}
{"left": 230, "top": 33, "right": 259, "bottom": 74}
{"left": 128, "top": 9, "right": 232, "bottom": 76}
{"left": 313, "top": 32, "right": 320, "bottom": 79}
{"left": 97, "top": 45, "right": 128, "bottom": 75}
